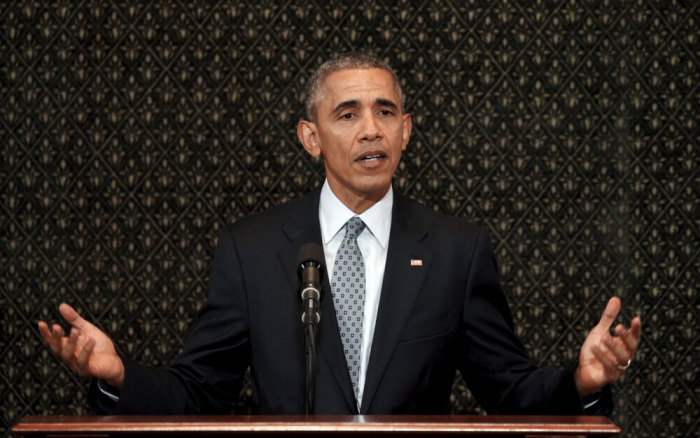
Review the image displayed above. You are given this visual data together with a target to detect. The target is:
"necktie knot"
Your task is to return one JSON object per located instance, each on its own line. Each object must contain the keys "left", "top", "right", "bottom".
{"left": 345, "top": 216, "right": 365, "bottom": 241}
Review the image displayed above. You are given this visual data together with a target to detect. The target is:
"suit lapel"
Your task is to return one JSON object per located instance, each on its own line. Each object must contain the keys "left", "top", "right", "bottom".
{"left": 277, "top": 187, "right": 358, "bottom": 413}
{"left": 278, "top": 189, "right": 322, "bottom": 293}
{"left": 360, "top": 194, "right": 432, "bottom": 413}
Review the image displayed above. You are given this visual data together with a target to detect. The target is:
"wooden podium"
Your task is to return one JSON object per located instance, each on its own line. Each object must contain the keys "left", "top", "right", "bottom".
{"left": 13, "top": 415, "right": 620, "bottom": 437}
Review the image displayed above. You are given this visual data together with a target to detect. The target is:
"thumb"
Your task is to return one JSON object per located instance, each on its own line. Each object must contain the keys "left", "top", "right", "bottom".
{"left": 58, "top": 303, "right": 90, "bottom": 330}
{"left": 597, "top": 296, "right": 621, "bottom": 330}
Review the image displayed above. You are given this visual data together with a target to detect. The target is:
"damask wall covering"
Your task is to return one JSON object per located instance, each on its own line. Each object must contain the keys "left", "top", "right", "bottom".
{"left": 1, "top": 1, "right": 697, "bottom": 436}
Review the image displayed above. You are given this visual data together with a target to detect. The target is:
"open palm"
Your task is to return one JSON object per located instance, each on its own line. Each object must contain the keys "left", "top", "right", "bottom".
{"left": 38, "top": 303, "right": 125, "bottom": 388}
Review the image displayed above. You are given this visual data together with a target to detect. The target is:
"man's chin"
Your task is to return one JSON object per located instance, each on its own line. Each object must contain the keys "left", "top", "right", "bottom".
{"left": 355, "top": 179, "right": 393, "bottom": 199}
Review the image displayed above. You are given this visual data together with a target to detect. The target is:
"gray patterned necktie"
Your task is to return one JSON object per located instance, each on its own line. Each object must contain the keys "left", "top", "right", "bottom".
{"left": 331, "top": 216, "right": 366, "bottom": 402}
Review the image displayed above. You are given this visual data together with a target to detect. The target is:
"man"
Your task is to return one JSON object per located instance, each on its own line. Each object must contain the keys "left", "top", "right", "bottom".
{"left": 39, "top": 52, "right": 641, "bottom": 415}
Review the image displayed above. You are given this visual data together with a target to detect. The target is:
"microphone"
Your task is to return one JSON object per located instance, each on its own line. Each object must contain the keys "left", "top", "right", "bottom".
{"left": 297, "top": 243, "right": 324, "bottom": 414}
{"left": 297, "top": 243, "right": 324, "bottom": 326}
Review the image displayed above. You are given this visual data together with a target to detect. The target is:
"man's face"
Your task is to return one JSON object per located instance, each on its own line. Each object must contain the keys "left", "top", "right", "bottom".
{"left": 298, "top": 68, "right": 412, "bottom": 213}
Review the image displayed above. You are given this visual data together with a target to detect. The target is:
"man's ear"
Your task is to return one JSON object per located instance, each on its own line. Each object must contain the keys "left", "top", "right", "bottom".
{"left": 401, "top": 113, "right": 412, "bottom": 151}
{"left": 297, "top": 120, "right": 321, "bottom": 157}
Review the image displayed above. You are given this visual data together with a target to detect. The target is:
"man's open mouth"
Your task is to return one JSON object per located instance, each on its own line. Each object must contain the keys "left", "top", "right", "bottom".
{"left": 357, "top": 152, "right": 386, "bottom": 162}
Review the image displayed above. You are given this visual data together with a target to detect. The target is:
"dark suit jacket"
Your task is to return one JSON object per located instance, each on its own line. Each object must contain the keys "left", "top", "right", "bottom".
{"left": 91, "top": 187, "right": 599, "bottom": 415}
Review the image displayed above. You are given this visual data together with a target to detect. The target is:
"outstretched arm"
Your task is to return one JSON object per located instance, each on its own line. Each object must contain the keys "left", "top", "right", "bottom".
{"left": 38, "top": 303, "right": 125, "bottom": 388}
{"left": 575, "top": 297, "right": 642, "bottom": 397}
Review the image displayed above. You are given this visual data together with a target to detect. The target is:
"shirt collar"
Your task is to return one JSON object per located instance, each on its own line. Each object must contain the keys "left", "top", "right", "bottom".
{"left": 319, "top": 179, "right": 393, "bottom": 250}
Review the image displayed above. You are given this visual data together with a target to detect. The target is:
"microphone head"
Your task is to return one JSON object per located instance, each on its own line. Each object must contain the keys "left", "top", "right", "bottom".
{"left": 298, "top": 243, "right": 324, "bottom": 303}
{"left": 297, "top": 243, "right": 324, "bottom": 269}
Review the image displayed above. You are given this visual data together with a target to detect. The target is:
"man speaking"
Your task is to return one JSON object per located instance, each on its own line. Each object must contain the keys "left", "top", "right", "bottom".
{"left": 39, "top": 52, "right": 641, "bottom": 415}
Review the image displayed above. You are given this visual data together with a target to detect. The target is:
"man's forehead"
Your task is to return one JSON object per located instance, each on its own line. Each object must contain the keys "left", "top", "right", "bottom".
{"left": 321, "top": 68, "right": 400, "bottom": 105}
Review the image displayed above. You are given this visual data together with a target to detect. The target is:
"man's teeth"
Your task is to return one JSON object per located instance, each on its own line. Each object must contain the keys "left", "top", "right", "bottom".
{"left": 361, "top": 154, "right": 383, "bottom": 161}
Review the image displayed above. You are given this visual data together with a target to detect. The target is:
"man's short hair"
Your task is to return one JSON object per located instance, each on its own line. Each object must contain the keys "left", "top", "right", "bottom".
{"left": 304, "top": 52, "right": 406, "bottom": 122}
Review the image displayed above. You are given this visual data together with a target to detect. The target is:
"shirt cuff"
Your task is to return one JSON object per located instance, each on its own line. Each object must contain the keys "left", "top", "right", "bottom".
{"left": 581, "top": 384, "right": 613, "bottom": 416}
{"left": 583, "top": 395, "right": 600, "bottom": 410}
{"left": 97, "top": 379, "right": 121, "bottom": 402}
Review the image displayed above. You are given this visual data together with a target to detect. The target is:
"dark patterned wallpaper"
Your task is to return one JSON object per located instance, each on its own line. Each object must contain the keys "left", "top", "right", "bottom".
{"left": 1, "top": 1, "right": 698, "bottom": 437}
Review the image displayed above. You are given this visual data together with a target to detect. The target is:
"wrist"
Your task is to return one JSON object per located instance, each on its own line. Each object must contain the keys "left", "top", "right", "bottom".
{"left": 574, "top": 366, "right": 600, "bottom": 397}
{"left": 105, "top": 360, "right": 125, "bottom": 389}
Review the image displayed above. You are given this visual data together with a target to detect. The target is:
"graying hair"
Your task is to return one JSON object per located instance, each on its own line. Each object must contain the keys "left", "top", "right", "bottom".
{"left": 304, "top": 52, "right": 406, "bottom": 122}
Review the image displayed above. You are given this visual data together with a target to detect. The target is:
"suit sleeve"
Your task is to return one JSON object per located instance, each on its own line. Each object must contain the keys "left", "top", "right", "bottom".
{"left": 456, "top": 228, "right": 602, "bottom": 415}
{"left": 90, "top": 227, "right": 251, "bottom": 414}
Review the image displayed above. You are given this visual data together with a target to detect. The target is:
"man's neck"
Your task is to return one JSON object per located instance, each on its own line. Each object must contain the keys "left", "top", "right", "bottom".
{"left": 326, "top": 182, "right": 391, "bottom": 214}
{"left": 319, "top": 180, "right": 393, "bottom": 250}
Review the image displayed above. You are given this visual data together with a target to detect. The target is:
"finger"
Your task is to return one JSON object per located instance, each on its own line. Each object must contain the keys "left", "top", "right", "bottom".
{"left": 60, "top": 327, "right": 80, "bottom": 363}
{"left": 75, "top": 337, "right": 95, "bottom": 375}
{"left": 597, "top": 297, "right": 621, "bottom": 330}
{"left": 39, "top": 322, "right": 59, "bottom": 352}
{"left": 59, "top": 303, "right": 89, "bottom": 330}
{"left": 615, "top": 319, "right": 642, "bottom": 356}
{"left": 630, "top": 316, "right": 642, "bottom": 339}
{"left": 38, "top": 321, "right": 62, "bottom": 355}
{"left": 615, "top": 324, "right": 637, "bottom": 353}
{"left": 38, "top": 321, "right": 51, "bottom": 343}
{"left": 604, "top": 336, "right": 631, "bottom": 364}
{"left": 47, "top": 324, "right": 65, "bottom": 355}
{"left": 591, "top": 344, "right": 620, "bottom": 375}
{"left": 50, "top": 323, "right": 64, "bottom": 338}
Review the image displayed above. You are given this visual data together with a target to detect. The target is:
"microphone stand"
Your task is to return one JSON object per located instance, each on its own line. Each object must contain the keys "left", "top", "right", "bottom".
{"left": 303, "top": 315, "right": 317, "bottom": 415}
{"left": 301, "top": 287, "right": 320, "bottom": 415}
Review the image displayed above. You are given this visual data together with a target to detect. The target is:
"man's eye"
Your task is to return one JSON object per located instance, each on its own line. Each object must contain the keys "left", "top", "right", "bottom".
{"left": 378, "top": 109, "right": 393, "bottom": 116}
{"left": 340, "top": 113, "right": 355, "bottom": 120}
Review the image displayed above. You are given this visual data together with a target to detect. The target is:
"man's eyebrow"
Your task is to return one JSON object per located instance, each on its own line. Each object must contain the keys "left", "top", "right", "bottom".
{"left": 332, "top": 100, "right": 360, "bottom": 114}
{"left": 331, "top": 98, "right": 400, "bottom": 115}
{"left": 375, "top": 98, "right": 399, "bottom": 110}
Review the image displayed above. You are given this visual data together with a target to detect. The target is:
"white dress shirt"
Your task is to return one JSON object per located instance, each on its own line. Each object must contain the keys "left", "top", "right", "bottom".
{"left": 318, "top": 180, "right": 392, "bottom": 409}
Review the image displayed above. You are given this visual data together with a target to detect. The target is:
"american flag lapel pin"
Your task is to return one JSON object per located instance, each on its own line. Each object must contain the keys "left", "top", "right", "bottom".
{"left": 410, "top": 258, "right": 423, "bottom": 267}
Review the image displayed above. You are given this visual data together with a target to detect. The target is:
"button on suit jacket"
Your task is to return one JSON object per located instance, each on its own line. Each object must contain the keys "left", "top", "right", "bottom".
{"left": 91, "top": 187, "right": 591, "bottom": 415}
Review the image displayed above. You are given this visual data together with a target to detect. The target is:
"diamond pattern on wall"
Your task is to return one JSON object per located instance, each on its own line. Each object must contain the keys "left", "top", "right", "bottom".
{"left": 1, "top": 1, "right": 698, "bottom": 437}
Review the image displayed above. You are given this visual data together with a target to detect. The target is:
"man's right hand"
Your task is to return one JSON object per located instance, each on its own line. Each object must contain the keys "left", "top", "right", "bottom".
{"left": 38, "top": 303, "right": 125, "bottom": 389}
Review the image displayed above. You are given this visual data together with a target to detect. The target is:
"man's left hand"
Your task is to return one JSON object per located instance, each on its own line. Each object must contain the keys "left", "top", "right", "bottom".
{"left": 575, "top": 296, "right": 642, "bottom": 397}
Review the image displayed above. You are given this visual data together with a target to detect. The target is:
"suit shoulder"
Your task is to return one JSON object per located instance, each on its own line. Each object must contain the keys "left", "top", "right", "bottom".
{"left": 221, "top": 189, "right": 318, "bottom": 237}
{"left": 396, "top": 193, "right": 485, "bottom": 237}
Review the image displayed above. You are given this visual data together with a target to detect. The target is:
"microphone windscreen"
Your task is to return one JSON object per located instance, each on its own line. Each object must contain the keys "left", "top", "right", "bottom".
{"left": 297, "top": 243, "right": 324, "bottom": 266}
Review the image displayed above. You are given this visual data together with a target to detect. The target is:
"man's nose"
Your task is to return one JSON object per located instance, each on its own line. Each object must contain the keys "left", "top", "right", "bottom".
{"left": 361, "top": 114, "right": 381, "bottom": 141}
